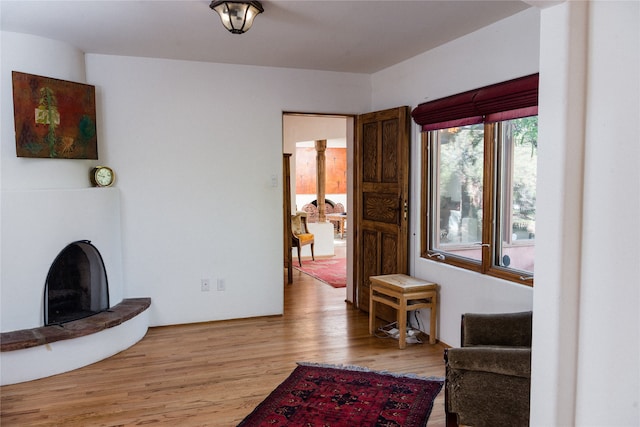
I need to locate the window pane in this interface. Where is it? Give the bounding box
[433,124,484,262]
[496,117,537,273]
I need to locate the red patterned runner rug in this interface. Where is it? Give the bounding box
[293,258,346,288]
[237,363,444,427]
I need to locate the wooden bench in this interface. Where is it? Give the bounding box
[369,274,438,349]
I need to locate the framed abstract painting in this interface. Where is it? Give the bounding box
[12,71,98,159]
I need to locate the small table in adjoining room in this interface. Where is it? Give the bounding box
[369,274,438,349]
[326,213,347,239]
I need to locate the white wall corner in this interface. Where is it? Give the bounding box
[530,2,588,426]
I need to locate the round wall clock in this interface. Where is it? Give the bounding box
[90,166,115,187]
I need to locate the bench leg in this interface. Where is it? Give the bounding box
[398,298,407,349]
[369,291,376,335]
[429,295,437,344]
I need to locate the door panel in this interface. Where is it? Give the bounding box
[354,106,411,318]
[363,192,399,224]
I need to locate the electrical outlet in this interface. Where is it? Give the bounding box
[201,278,211,292]
[217,278,226,291]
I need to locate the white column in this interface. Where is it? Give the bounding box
[531,2,588,425]
[532,1,640,426]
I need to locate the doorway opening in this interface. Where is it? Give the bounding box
[282,113,354,303]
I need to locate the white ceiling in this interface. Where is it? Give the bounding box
[1,0,531,74]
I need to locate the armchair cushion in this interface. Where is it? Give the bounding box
[446,368,530,427]
[446,346,531,378]
[296,233,314,245]
[445,311,532,427]
[462,311,532,347]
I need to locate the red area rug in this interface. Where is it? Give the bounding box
[238,363,443,427]
[293,257,346,288]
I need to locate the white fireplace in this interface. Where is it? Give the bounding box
[0,188,149,385]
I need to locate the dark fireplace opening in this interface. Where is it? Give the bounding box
[44,240,110,326]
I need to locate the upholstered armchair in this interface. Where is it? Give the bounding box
[444,311,532,427]
[291,212,314,267]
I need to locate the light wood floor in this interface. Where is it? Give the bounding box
[1,269,447,426]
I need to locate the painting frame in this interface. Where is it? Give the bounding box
[12,71,98,159]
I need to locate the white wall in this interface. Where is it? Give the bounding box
[0,33,124,331]
[373,3,639,426]
[1,32,371,330]
[4,4,637,422]
[575,2,639,423]
[531,3,588,424]
[84,54,371,326]
[372,9,541,112]
[0,32,91,190]
[1,188,124,331]
[0,32,144,383]
[371,8,541,347]
[532,2,639,426]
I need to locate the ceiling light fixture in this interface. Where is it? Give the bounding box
[209,1,264,34]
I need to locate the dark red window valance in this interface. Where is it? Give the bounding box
[411,73,539,131]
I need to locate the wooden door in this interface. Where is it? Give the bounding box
[283,153,293,284]
[354,106,411,314]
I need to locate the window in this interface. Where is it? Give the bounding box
[495,117,537,275]
[413,75,538,285]
[428,124,485,264]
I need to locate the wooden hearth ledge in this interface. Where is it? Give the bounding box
[0,298,151,352]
